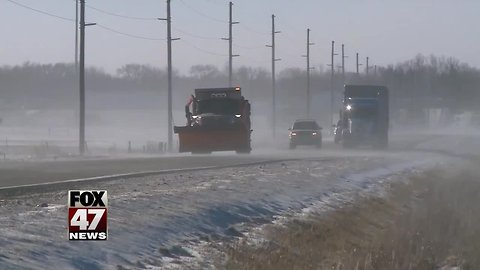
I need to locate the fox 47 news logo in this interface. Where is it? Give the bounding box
[68,190,108,241]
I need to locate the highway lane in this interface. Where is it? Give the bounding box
[0,133,444,189]
[0,137,453,269]
[0,153,293,189]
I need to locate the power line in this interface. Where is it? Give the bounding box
[172,26,219,40]
[96,24,166,41]
[236,54,269,65]
[279,31,298,44]
[6,0,162,42]
[180,39,228,57]
[85,4,158,21]
[238,24,269,36]
[279,50,303,59]
[178,0,227,24]
[233,43,265,50]
[5,0,74,22]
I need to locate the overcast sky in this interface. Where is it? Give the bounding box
[1,0,479,74]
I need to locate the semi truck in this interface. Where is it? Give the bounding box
[334,85,389,148]
[174,87,252,154]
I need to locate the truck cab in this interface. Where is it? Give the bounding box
[336,85,389,149]
[175,87,252,154]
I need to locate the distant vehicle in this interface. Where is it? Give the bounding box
[288,119,322,149]
[334,85,389,149]
[174,87,252,154]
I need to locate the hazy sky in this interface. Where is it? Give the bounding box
[1,0,479,74]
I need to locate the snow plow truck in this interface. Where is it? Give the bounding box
[174,87,252,154]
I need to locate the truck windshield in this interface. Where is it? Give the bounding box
[196,99,240,115]
[293,121,318,130]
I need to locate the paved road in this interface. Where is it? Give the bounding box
[0,154,291,188]
[0,133,442,189]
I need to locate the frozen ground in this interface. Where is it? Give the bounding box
[0,132,477,269]
[0,152,446,269]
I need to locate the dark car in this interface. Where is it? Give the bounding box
[288,119,322,149]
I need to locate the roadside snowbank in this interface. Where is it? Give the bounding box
[0,151,445,270]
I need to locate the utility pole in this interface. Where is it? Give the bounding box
[302,28,314,117]
[78,0,95,155]
[166,0,173,153]
[366,56,370,75]
[328,41,338,125]
[222,2,239,87]
[266,15,280,138]
[356,52,362,75]
[75,0,78,69]
[159,0,180,153]
[75,0,79,146]
[341,44,347,83]
[79,0,85,155]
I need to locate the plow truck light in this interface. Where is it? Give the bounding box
[346,104,352,111]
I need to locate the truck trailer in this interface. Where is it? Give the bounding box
[334,85,389,149]
[174,87,252,154]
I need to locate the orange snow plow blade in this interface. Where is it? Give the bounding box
[174,126,251,153]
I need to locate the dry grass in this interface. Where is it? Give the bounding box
[223,163,480,270]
